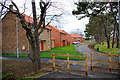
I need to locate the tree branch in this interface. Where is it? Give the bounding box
[11,0,19,13]
[38,28,44,36]
[0,3,19,14]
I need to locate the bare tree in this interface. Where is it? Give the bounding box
[1,0,63,73]
[0,0,10,20]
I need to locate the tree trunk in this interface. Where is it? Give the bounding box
[102,17,110,49]
[116,32,119,48]
[30,36,40,73]
[107,40,110,49]
[112,26,115,48]
[35,34,41,69]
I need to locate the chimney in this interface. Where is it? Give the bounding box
[55,26,57,28]
[9,5,13,10]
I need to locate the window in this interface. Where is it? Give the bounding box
[47,30,49,36]
[72,38,73,39]
[41,31,43,35]
[76,37,77,39]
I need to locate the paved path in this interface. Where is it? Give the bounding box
[1,43,120,78]
[77,43,118,69]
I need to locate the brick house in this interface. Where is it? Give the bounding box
[60,30,67,47]
[70,34,84,43]
[61,30,72,45]
[1,6,52,54]
[39,27,52,51]
[48,25,67,47]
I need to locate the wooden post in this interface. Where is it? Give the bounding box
[85,54,88,75]
[109,52,111,72]
[53,53,55,70]
[90,51,93,71]
[67,53,70,73]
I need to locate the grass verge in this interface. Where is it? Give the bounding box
[1,44,84,60]
[94,42,119,54]
[40,44,84,60]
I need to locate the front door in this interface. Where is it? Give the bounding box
[41,41,44,50]
[63,40,65,47]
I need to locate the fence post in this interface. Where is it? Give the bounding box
[67,53,70,73]
[53,53,55,70]
[85,54,88,75]
[109,52,111,72]
[90,51,93,71]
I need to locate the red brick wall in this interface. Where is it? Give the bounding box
[61,30,72,45]
[65,34,72,45]
[2,12,29,54]
[71,37,84,43]
[2,12,52,54]
[60,33,66,47]
[39,28,51,51]
[49,26,61,47]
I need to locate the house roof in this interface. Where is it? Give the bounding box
[2,11,51,30]
[22,14,52,30]
[22,14,39,24]
[48,25,66,34]
[70,34,82,38]
[61,30,70,35]
[45,26,52,30]
[1,10,39,23]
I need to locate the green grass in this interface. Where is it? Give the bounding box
[1,54,28,57]
[40,44,84,60]
[1,44,84,60]
[94,42,119,54]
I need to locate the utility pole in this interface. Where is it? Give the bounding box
[16,16,19,57]
[118,0,120,62]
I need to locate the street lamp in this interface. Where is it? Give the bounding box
[77,29,79,43]
[16,16,19,57]
[118,0,120,62]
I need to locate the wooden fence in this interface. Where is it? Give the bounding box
[90,51,120,72]
[49,53,88,75]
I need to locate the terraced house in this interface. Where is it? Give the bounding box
[48,25,67,47]
[1,5,52,55]
[61,30,72,45]
[70,34,84,43]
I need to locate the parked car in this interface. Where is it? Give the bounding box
[72,42,81,44]
[72,42,77,44]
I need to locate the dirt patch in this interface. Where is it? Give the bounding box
[2,60,64,79]
[88,43,107,54]
[88,43,97,51]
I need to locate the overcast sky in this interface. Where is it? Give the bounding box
[12,0,89,35]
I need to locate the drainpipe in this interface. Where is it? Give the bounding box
[16,16,19,57]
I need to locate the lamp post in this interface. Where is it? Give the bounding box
[118,0,120,62]
[16,16,19,57]
[77,29,79,43]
